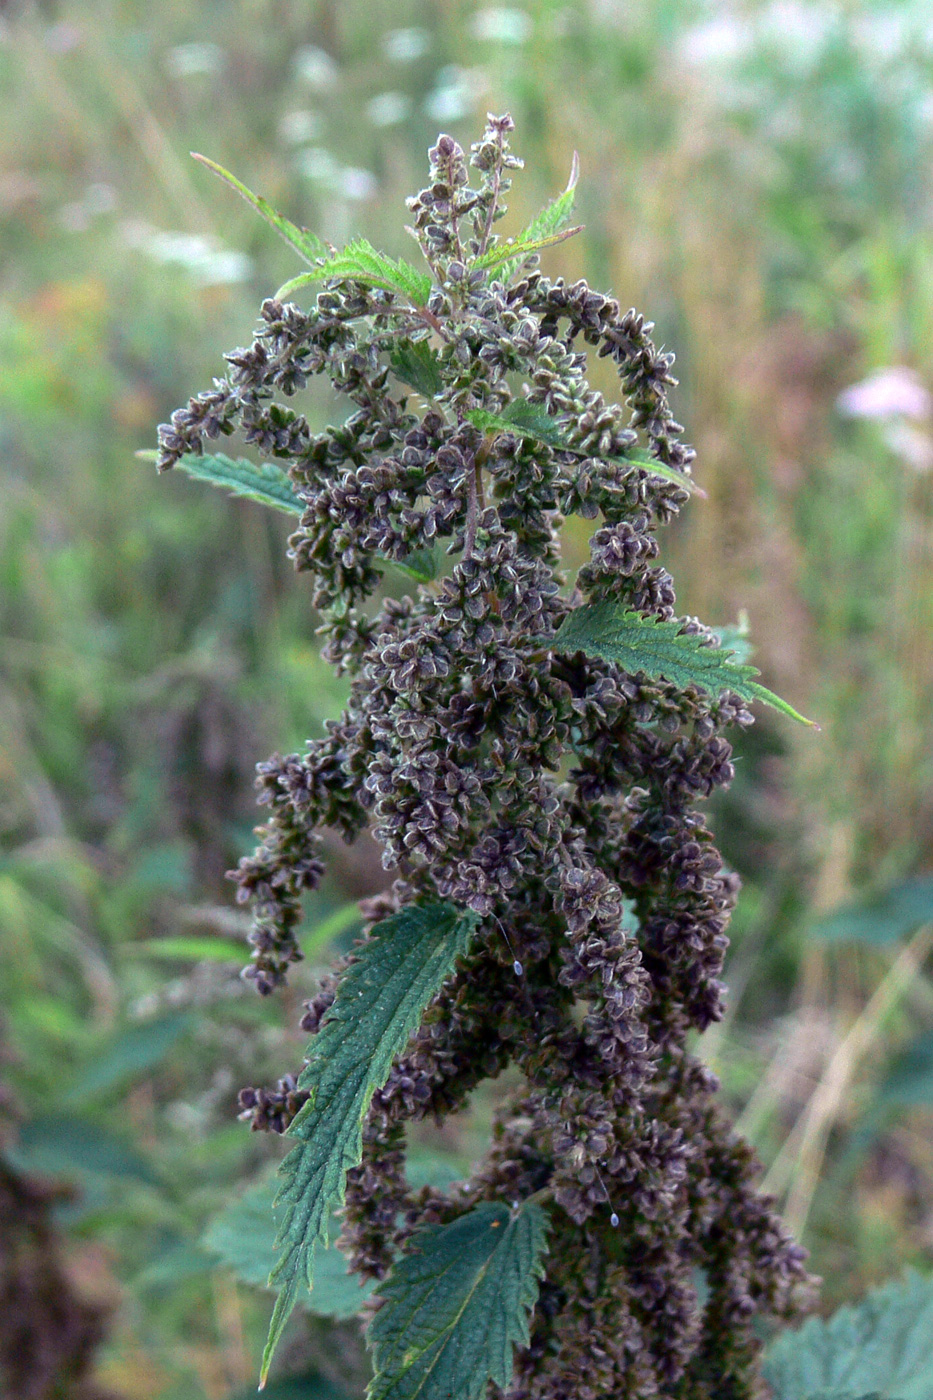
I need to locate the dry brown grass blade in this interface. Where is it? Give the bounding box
[761,924,933,1239]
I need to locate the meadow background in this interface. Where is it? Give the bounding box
[2,0,933,1395]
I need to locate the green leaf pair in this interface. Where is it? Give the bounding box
[194,156,430,306]
[252,900,550,1400]
[260,902,480,1385]
[148,451,809,725]
[195,152,583,315]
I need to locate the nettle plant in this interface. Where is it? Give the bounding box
[155,115,824,1398]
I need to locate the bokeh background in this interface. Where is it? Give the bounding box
[2,0,933,1395]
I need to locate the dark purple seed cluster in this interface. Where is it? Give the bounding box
[158,114,812,1398]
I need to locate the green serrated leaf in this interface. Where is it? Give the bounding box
[466,405,581,452]
[602,446,700,492]
[203,1176,374,1319]
[390,341,443,399]
[467,408,521,437]
[471,225,583,274]
[809,876,933,946]
[376,547,439,583]
[165,452,305,514]
[497,153,580,281]
[367,1200,549,1400]
[278,239,432,306]
[192,154,327,265]
[260,902,480,1384]
[550,603,815,725]
[763,1270,933,1400]
[464,408,697,492]
[500,399,568,447]
[156,453,437,583]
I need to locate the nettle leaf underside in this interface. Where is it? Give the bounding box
[260,902,480,1386]
[551,602,815,725]
[763,1269,933,1400]
[465,406,697,493]
[150,451,438,580]
[277,238,432,306]
[154,451,306,514]
[367,1200,550,1400]
[390,341,444,399]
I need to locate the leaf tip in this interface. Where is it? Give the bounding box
[259,1295,289,1392]
[783,700,821,729]
[747,681,819,728]
[191,153,235,186]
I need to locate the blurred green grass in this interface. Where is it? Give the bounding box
[2,0,933,1394]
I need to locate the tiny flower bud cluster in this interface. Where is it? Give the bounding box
[157,115,811,1397]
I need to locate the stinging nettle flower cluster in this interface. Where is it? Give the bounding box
[156,114,814,1399]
